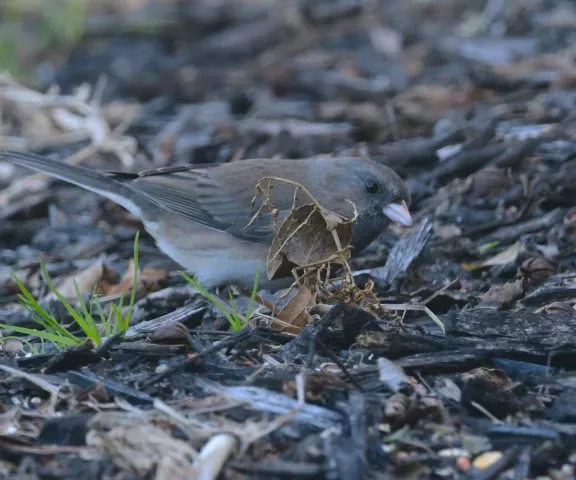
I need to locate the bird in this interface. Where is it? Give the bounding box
[0,151,413,290]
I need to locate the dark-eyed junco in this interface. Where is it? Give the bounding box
[0,151,412,289]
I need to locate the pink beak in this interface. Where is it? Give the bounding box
[383,200,413,227]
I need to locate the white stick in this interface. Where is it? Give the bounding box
[191,433,238,480]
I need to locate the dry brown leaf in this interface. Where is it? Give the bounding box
[267,204,352,280]
[535,301,576,314]
[87,417,197,478]
[282,371,347,402]
[462,242,521,271]
[272,285,317,334]
[323,209,346,232]
[99,260,168,296]
[44,260,104,301]
[479,242,521,267]
[478,279,524,308]
[462,368,518,391]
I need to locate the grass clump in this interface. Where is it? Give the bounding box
[181,268,260,332]
[0,232,140,351]
[0,0,87,80]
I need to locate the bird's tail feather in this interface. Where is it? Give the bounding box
[0,150,150,218]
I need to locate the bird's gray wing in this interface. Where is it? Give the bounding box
[118,164,299,242]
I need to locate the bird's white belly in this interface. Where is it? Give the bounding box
[154,236,265,289]
[143,215,277,288]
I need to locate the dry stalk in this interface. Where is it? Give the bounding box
[247,175,365,304]
[379,303,445,333]
[248,176,443,331]
[0,74,138,207]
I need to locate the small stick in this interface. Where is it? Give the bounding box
[379,303,445,333]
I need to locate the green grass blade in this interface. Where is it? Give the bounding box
[14,274,78,340]
[244,267,260,328]
[72,280,101,344]
[228,292,242,331]
[40,263,89,331]
[11,232,147,349]
[94,296,111,338]
[110,305,124,335]
[0,323,79,348]
[12,273,62,327]
[122,231,140,334]
[180,271,235,326]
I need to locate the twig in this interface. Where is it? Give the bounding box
[379,303,445,333]
[140,329,251,388]
[191,434,238,480]
[316,339,364,392]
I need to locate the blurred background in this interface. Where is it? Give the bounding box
[0,0,180,88]
[3,0,576,222]
[2,0,576,192]
[3,0,566,99]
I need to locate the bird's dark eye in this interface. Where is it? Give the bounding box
[365,180,379,194]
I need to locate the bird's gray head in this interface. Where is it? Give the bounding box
[313,157,413,252]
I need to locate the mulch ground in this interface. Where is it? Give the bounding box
[1,0,576,478]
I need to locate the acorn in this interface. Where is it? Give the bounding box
[518,257,555,286]
[2,339,22,355]
[150,322,192,346]
[268,66,295,97]
[470,165,510,197]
